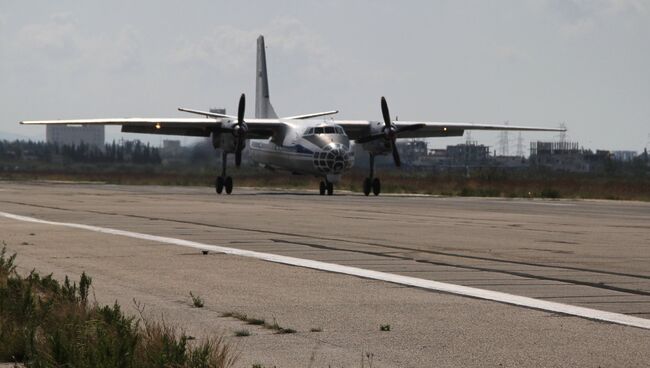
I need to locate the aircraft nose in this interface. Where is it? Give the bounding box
[313,144,351,174]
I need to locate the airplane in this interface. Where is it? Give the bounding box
[21,35,563,196]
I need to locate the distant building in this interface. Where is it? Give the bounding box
[612,150,637,162]
[530,141,591,172]
[446,142,491,166]
[46,125,104,148]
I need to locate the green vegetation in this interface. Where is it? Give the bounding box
[189,291,204,308]
[0,246,237,367]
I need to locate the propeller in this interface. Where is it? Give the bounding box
[355,96,425,167]
[380,96,401,167]
[233,93,247,167]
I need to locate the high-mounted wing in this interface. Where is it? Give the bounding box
[20,117,287,139]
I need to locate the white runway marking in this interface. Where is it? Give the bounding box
[2,210,649,330]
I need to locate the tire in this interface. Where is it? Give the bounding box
[319,181,326,195]
[225,176,233,194]
[326,181,334,196]
[363,178,371,196]
[372,178,381,196]
[216,176,224,194]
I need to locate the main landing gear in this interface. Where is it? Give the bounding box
[216,151,234,195]
[362,154,381,196]
[319,179,334,196]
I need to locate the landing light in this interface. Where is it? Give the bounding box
[443,127,447,132]
[155,123,161,129]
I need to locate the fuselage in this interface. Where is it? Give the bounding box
[249,122,354,183]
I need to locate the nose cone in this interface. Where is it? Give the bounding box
[313,143,352,174]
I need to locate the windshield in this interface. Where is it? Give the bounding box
[304,126,347,137]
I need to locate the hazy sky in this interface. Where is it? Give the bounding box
[1,0,649,151]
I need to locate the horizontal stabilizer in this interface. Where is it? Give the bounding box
[282,110,339,120]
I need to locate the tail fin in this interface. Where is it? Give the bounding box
[255,35,278,119]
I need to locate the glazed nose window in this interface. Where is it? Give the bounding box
[313,144,350,173]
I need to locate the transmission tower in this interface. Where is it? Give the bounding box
[516,132,524,157]
[497,121,510,156]
[465,131,473,144]
[557,122,567,143]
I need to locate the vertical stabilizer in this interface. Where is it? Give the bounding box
[255,35,278,119]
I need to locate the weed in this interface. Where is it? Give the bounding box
[234,329,251,337]
[0,248,237,367]
[310,327,323,332]
[247,318,266,326]
[380,324,391,331]
[189,291,204,308]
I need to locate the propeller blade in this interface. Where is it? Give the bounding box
[381,96,391,128]
[235,148,242,167]
[391,139,401,167]
[237,93,245,125]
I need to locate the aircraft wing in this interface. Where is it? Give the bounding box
[333,120,565,140]
[20,118,286,138]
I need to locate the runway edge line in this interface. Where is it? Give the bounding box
[2,210,649,330]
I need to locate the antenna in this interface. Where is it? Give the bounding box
[465,131,472,144]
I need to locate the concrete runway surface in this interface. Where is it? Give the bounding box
[1,181,649,367]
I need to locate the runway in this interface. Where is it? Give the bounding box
[1,181,649,367]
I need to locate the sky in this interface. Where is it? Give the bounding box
[1,0,649,152]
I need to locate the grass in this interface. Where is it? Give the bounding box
[189,291,204,308]
[222,312,297,334]
[3,166,649,201]
[0,246,237,367]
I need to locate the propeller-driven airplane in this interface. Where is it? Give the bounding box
[21,35,563,196]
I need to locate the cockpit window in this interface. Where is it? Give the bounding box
[314,127,324,134]
[324,127,335,134]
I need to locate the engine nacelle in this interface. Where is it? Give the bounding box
[361,121,392,155]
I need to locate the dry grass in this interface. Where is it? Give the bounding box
[2,167,649,201]
[0,246,237,367]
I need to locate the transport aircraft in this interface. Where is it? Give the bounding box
[21,36,563,196]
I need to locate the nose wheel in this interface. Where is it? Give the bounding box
[319,180,334,195]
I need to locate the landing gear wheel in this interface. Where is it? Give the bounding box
[363,178,371,196]
[319,181,326,196]
[216,176,224,194]
[372,178,381,196]
[225,176,233,194]
[326,181,334,196]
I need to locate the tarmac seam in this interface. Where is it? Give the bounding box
[2,199,650,282]
[2,210,650,331]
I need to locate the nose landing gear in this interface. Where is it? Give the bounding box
[319,180,334,195]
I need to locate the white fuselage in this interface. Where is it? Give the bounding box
[248,122,354,183]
